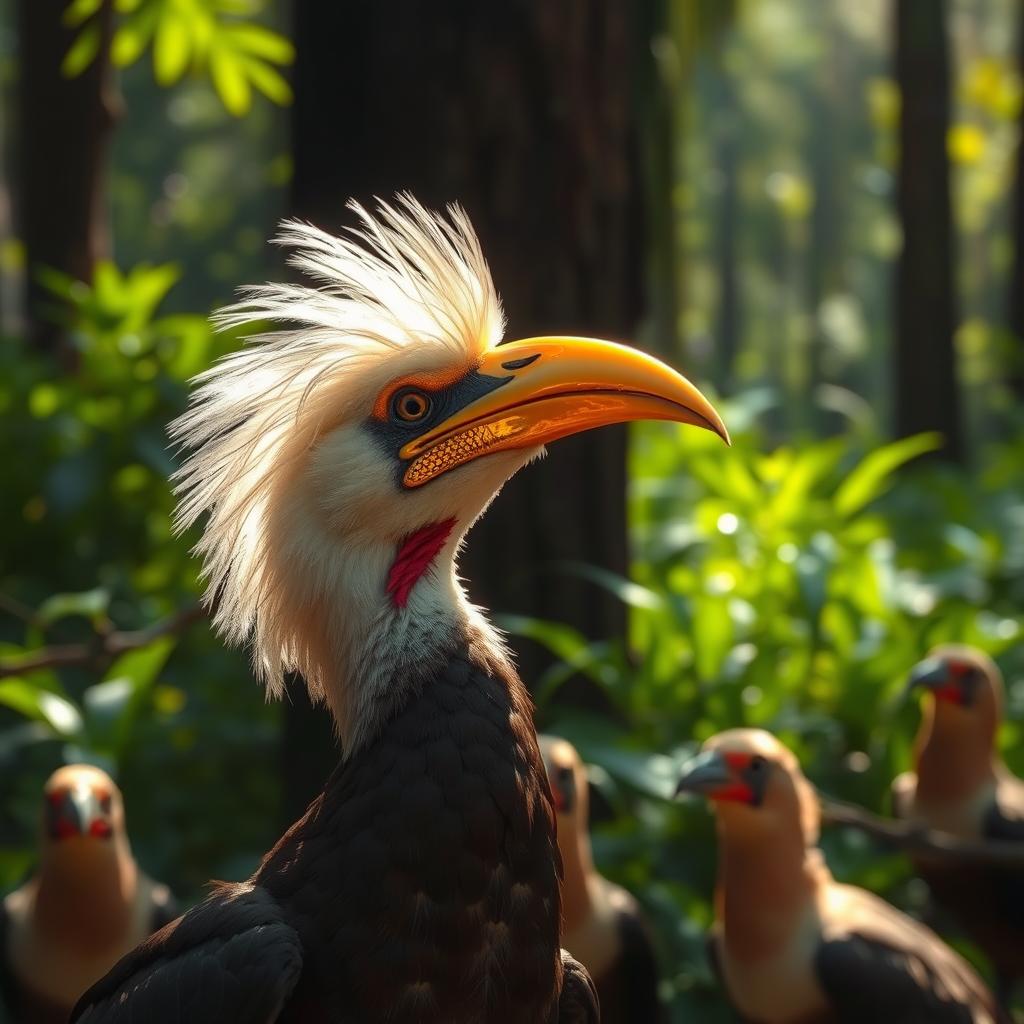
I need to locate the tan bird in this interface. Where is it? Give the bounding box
[676,729,1007,1023]
[893,645,1024,1003]
[0,765,177,1024]
[539,735,663,1024]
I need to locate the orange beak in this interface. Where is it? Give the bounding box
[400,336,729,488]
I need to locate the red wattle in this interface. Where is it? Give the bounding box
[386,519,457,609]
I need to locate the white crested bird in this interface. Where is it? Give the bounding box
[71,196,728,1024]
[539,735,664,1024]
[0,765,177,1024]
[676,729,1007,1024]
[893,645,1024,1005]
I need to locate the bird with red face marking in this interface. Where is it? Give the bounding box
[892,645,1024,1005]
[71,196,729,1024]
[0,765,177,1024]
[676,729,1007,1024]
[539,736,664,1024]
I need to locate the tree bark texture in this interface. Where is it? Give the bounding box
[893,0,963,461]
[284,0,646,820]
[15,0,118,358]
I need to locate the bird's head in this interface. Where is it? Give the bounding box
[172,196,727,751]
[40,766,126,867]
[675,729,819,844]
[539,734,587,827]
[905,645,1004,748]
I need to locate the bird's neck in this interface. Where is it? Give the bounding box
[558,822,597,931]
[717,831,828,963]
[915,710,999,804]
[303,520,511,757]
[33,841,137,949]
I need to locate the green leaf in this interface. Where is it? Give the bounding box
[834,433,943,518]
[238,55,292,106]
[209,47,251,115]
[111,5,159,67]
[61,23,102,77]
[551,561,664,610]
[62,0,105,28]
[83,635,176,755]
[35,588,111,628]
[0,680,83,736]
[153,12,192,85]
[220,22,294,64]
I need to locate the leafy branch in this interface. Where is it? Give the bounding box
[63,0,293,115]
[0,604,206,680]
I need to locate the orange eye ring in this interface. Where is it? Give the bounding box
[393,389,432,423]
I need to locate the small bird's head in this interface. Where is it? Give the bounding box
[172,197,727,750]
[539,734,587,828]
[905,645,1004,745]
[41,765,124,858]
[675,729,819,844]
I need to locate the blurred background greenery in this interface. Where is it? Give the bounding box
[0,1,1022,1020]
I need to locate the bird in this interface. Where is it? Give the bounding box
[0,765,178,1024]
[892,645,1024,1004]
[538,735,664,1024]
[71,195,729,1024]
[675,728,1007,1023]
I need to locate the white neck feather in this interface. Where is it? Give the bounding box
[282,530,511,758]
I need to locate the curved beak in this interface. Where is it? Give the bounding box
[904,657,960,705]
[675,750,733,798]
[400,336,729,488]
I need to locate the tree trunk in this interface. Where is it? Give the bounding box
[893,0,963,460]
[284,0,646,821]
[15,0,118,359]
[1008,0,1024,401]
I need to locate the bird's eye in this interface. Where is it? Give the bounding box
[749,755,767,773]
[392,389,432,423]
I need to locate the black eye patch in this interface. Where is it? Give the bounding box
[366,367,513,482]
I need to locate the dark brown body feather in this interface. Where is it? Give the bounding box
[893,778,1024,990]
[73,645,569,1023]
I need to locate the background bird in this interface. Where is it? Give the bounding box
[892,644,1024,1004]
[676,728,1007,1023]
[72,196,728,1023]
[538,735,664,1024]
[0,765,177,1024]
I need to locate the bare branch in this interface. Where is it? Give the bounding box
[821,795,1024,867]
[0,605,206,680]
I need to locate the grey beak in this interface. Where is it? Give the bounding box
[675,749,732,798]
[904,656,950,698]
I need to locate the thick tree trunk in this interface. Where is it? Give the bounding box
[893,0,963,460]
[284,0,645,821]
[15,0,118,358]
[1009,0,1024,401]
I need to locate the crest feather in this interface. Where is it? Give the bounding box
[169,195,504,690]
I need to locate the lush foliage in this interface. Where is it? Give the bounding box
[64,0,293,115]
[513,400,1024,1019]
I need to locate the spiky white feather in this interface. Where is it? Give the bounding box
[169,196,505,708]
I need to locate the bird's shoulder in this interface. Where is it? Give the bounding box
[986,775,1024,841]
[71,882,303,1024]
[816,884,1003,1023]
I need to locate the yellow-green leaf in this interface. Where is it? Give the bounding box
[239,54,292,106]
[62,0,104,28]
[221,22,294,65]
[153,12,192,85]
[834,433,943,518]
[61,23,101,77]
[209,47,251,115]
